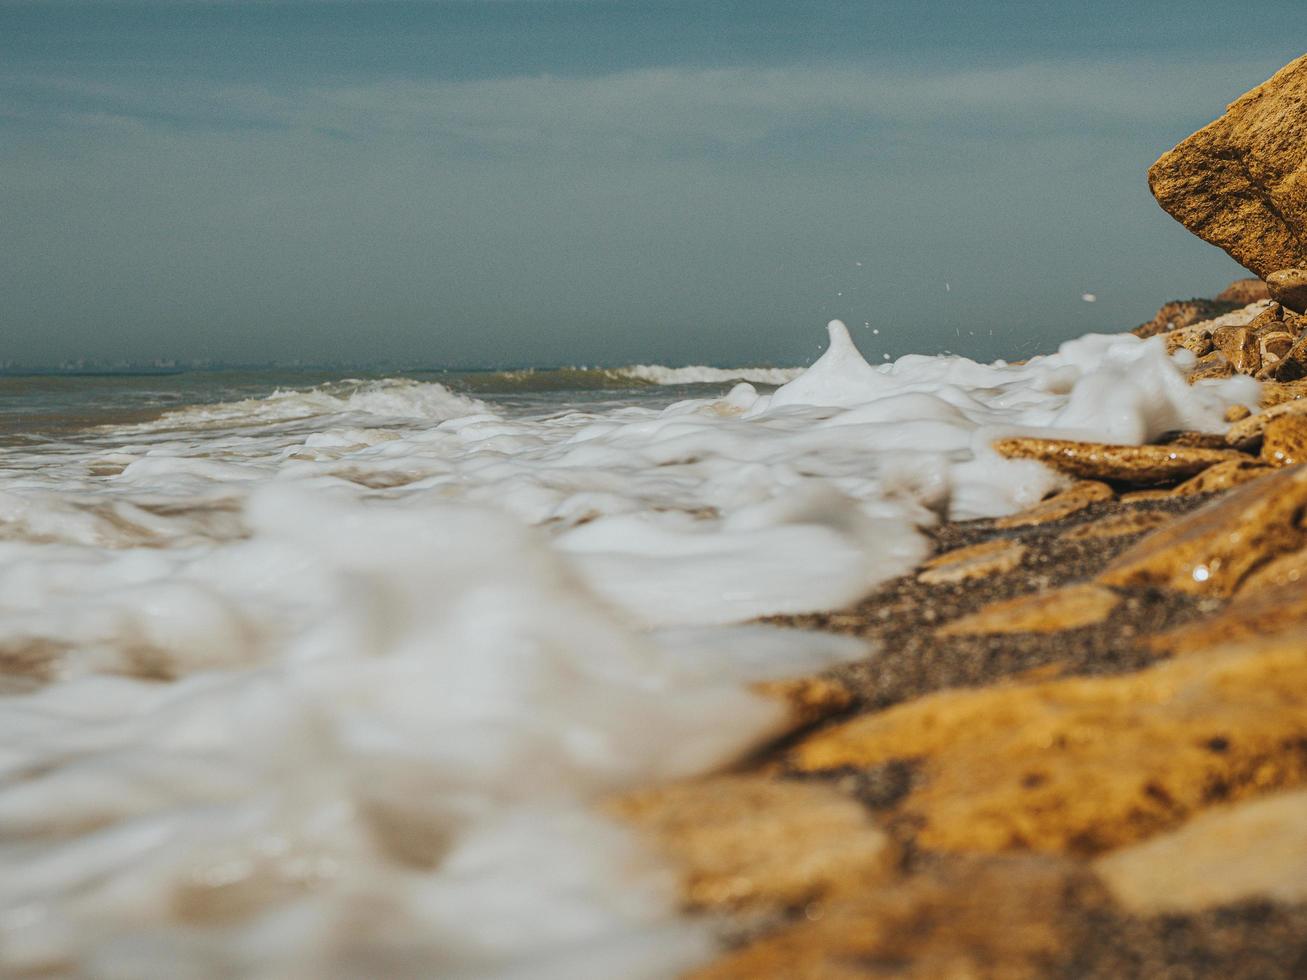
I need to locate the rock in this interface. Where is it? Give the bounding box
[1150,579,1307,656]
[917,538,1026,585]
[786,633,1307,855]
[1267,268,1307,313]
[690,855,1095,980]
[1259,379,1307,407]
[993,481,1113,529]
[1135,299,1242,339]
[753,675,854,727]
[1211,324,1261,375]
[1094,790,1307,914]
[1169,458,1272,495]
[1098,464,1307,595]
[991,437,1244,485]
[1188,351,1235,382]
[1226,397,1307,443]
[1273,332,1307,382]
[1216,278,1271,305]
[610,775,891,913]
[1261,414,1307,466]
[1060,509,1174,541]
[936,583,1120,637]
[1163,322,1215,356]
[1239,545,1307,593]
[1149,55,1307,281]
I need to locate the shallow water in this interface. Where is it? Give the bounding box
[0,324,1258,978]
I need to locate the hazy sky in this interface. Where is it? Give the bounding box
[1,2,1301,368]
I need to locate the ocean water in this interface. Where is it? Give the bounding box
[0,322,1259,978]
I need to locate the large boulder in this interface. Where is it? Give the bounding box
[1149,55,1307,284]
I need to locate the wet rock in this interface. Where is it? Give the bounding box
[786,634,1307,855]
[993,481,1113,529]
[916,538,1026,585]
[690,855,1095,980]
[1170,458,1273,496]
[1151,579,1307,656]
[610,775,891,913]
[1226,398,1307,444]
[992,437,1243,485]
[1267,268,1307,313]
[1095,790,1307,914]
[1189,351,1235,382]
[1239,545,1307,593]
[1099,464,1307,595]
[1260,379,1307,407]
[1261,414,1307,466]
[1060,510,1174,541]
[1212,324,1262,375]
[1149,55,1307,280]
[752,675,855,728]
[1216,278,1272,305]
[1135,299,1242,339]
[936,583,1120,637]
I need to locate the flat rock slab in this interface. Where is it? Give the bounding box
[992,437,1243,484]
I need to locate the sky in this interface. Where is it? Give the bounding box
[1,2,1303,369]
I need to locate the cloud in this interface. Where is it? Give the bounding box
[1,56,1271,161]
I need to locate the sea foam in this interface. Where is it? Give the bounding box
[0,322,1257,977]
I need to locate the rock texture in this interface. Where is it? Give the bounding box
[1149,54,1307,281]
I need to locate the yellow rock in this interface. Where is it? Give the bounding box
[610,775,890,913]
[991,437,1242,484]
[917,538,1026,585]
[786,634,1307,855]
[1094,790,1307,914]
[992,481,1113,529]
[1098,463,1307,595]
[1170,458,1272,495]
[1224,403,1252,422]
[1261,413,1307,466]
[1212,324,1262,375]
[1239,546,1307,592]
[1060,509,1174,541]
[1149,54,1307,281]
[1226,398,1307,443]
[752,675,854,727]
[1260,379,1307,407]
[935,584,1120,638]
[1150,580,1307,655]
[689,855,1085,980]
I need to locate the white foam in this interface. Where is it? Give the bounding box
[614,364,803,386]
[0,323,1258,976]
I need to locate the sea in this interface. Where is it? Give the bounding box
[0,321,1259,978]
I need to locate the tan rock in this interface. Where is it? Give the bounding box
[753,675,854,727]
[991,437,1242,484]
[992,480,1113,529]
[1224,403,1252,422]
[1060,509,1174,541]
[1216,278,1271,304]
[1239,545,1307,593]
[1187,351,1235,382]
[1162,323,1215,356]
[1118,489,1174,503]
[1098,463,1307,595]
[1211,324,1262,375]
[1148,55,1307,280]
[1135,299,1240,340]
[1094,790,1307,914]
[1226,397,1307,443]
[610,775,890,913]
[1274,332,1307,382]
[936,584,1120,638]
[1260,379,1307,407]
[1170,458,1272,495]
[1261,413,1307,466]
[1267,267,1307,313]
[1151,579,1307,656]
[689,855,1089,980]
[917,537,1026,585]
[786,634,1307,855]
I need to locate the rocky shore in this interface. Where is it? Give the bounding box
[610,54,1307,979]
